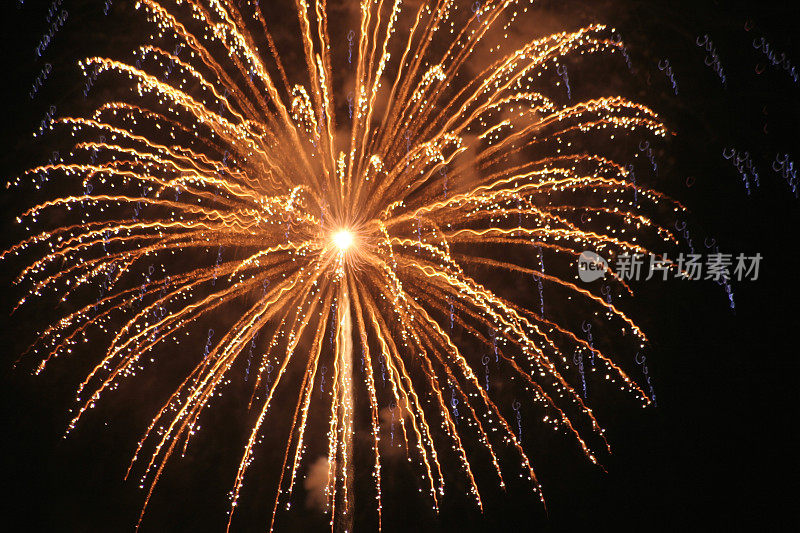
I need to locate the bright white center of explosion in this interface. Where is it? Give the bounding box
[333,230,354,250]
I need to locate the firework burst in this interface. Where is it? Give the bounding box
[6,0,682,530]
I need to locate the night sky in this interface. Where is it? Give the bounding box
[1,0,798,531]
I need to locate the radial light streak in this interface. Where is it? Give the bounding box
[5,0,683,530]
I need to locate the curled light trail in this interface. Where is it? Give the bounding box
[5,0,683,530]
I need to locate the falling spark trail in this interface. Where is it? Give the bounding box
[333,285,355,532]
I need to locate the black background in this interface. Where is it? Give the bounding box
[1,1,798,531]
